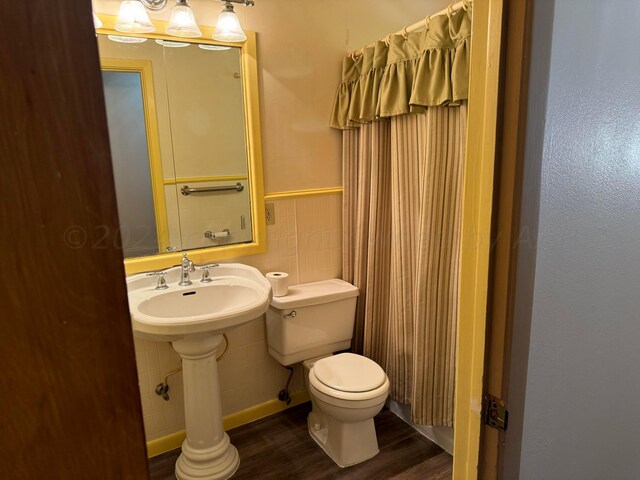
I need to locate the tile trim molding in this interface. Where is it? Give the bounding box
[264,187,343,201]
[146,390,311,458]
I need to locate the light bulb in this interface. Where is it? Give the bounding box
[166,0,202,38]
[212,3,247,43]
[115,0,156,34]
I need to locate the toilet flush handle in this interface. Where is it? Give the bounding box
[283,311,297,319]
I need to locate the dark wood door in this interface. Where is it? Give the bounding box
[0,1,149,478]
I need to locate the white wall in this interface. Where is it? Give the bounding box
[506,1,640,478]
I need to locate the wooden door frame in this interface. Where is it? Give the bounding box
[478,1,534,478]
[454,1,533,478]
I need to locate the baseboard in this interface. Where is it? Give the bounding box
[147,430,186,459]
[146,390,310,458]
[386,398,455,455]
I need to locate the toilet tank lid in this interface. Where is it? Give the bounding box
[270,279,359,309]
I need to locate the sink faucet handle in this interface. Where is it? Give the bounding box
[199,264,219,283]
[146,271,169,290]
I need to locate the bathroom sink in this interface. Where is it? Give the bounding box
[127,261,272,480]
[127,263,272,340]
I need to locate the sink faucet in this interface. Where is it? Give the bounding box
[179,253,195,286]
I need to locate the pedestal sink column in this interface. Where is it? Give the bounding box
[172,334,239,480]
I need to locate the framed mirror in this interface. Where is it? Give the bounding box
[96,15,265,275]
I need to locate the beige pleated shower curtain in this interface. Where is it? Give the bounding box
[332,4,471,426]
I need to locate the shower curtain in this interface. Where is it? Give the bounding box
[332,3,471,426]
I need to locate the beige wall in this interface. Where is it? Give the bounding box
[93,0,451,443]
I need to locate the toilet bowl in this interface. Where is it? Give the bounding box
[304,353,389,467]
[265,279,390,467]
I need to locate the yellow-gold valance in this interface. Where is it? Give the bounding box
[330,5,471,130]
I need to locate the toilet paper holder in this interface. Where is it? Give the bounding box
[204,228,230,239]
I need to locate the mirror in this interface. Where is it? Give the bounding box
[96,19,265,274]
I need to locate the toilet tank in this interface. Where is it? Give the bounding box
[266,279,359,366]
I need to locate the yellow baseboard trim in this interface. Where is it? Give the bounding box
[146,390,310,458]
[264,187,343,201]
[146,430,186,459]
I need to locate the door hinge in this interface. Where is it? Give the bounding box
[483,394,509,431]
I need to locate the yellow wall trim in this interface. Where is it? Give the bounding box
[264,187,343,201]
[453,1,505,479]
[146,430,186,459]
[163,175,249,186]
[146,390,310,458]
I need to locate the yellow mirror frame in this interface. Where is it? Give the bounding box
[96,15,266,275]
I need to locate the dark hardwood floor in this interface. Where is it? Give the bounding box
[149,403,452,479]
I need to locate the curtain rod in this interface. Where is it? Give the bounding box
[351,0,471,57]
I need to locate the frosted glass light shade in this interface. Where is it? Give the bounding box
[213,6,247,42]
[93,13,103,29]
[108,35,148,44]
[155,39,190,48]
[198,44,231,51]
[166,3,202,38]
[115,0,156,33]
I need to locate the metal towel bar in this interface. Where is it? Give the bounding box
[181,182,244,196]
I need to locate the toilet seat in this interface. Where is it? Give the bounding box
[309,353,390,402]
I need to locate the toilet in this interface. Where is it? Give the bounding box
[265,279,390,467]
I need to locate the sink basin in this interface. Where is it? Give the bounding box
[126,262,273,480]
[127,263,272,340]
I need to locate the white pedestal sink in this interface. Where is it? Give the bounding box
[127,264,271,480]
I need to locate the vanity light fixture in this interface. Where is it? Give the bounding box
[115,0,156,33]
[212,1,254,43]
[166,0,202,38]
[102,0,255,42]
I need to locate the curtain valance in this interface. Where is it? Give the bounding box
[330,6,471,130]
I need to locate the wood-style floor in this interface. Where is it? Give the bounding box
[149,403,452,480]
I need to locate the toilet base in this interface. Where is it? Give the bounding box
[307,410,380,468]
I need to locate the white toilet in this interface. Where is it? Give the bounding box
[265,279,390,467]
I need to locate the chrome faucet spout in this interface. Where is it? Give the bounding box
[179,253,195,286]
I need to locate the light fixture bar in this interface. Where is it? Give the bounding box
[223,0,255,6]
[140,0,167,10]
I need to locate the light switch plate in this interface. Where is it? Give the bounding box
[265,203,275,225]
